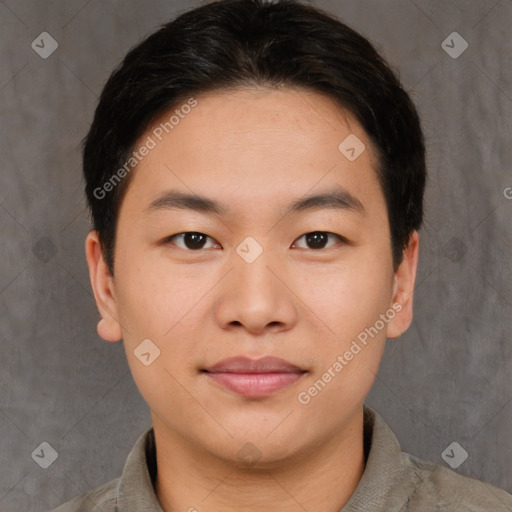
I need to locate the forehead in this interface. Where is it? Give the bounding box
[120,87,385,219]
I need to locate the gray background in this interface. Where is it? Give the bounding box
[0,0,511,510]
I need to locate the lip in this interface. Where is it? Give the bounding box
[202,356,307,398]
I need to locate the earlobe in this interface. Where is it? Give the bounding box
[97,317,122,342]
[85,230,123,342]
[386,231,420,340]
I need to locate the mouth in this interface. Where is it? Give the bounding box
[202,356,308,398]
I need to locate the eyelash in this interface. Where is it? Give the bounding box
[163,231,347,251]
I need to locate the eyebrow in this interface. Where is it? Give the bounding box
[145,186,365,217]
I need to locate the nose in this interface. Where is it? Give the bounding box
[213,246,298,336]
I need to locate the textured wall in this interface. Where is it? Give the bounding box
[0,0,510,510]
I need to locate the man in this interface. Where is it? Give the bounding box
[52,0,512,510]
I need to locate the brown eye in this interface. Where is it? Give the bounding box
[166,232,220,250]
[292,231,345,250]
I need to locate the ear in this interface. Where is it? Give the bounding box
[85,230,122,342]
[386,231,420,339]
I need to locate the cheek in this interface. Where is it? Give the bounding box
[115,266,205,414]
[320,264,392,389]
[298,256,392,407]
[302,259,393,343]
[297,273,390,417]
[115,251,201,339]
[112,253,204,390]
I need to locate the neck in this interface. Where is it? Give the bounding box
[152,407,366,512]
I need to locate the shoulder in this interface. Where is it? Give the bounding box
[48,477,119,512]
[403,452,512,511]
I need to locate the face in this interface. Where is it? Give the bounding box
[86,87,419,466]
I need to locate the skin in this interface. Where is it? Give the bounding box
[86,87,419,512]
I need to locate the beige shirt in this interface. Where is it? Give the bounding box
[50,405,512,511]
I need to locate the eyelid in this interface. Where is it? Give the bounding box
[292,231,347,249]
[164,232,219,250]
[163,231,348,251]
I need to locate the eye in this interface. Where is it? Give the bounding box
[163,230,346,251]
[291,231,346,250]
[165,232,221,250]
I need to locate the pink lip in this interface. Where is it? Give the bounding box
[202,356,307,398]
